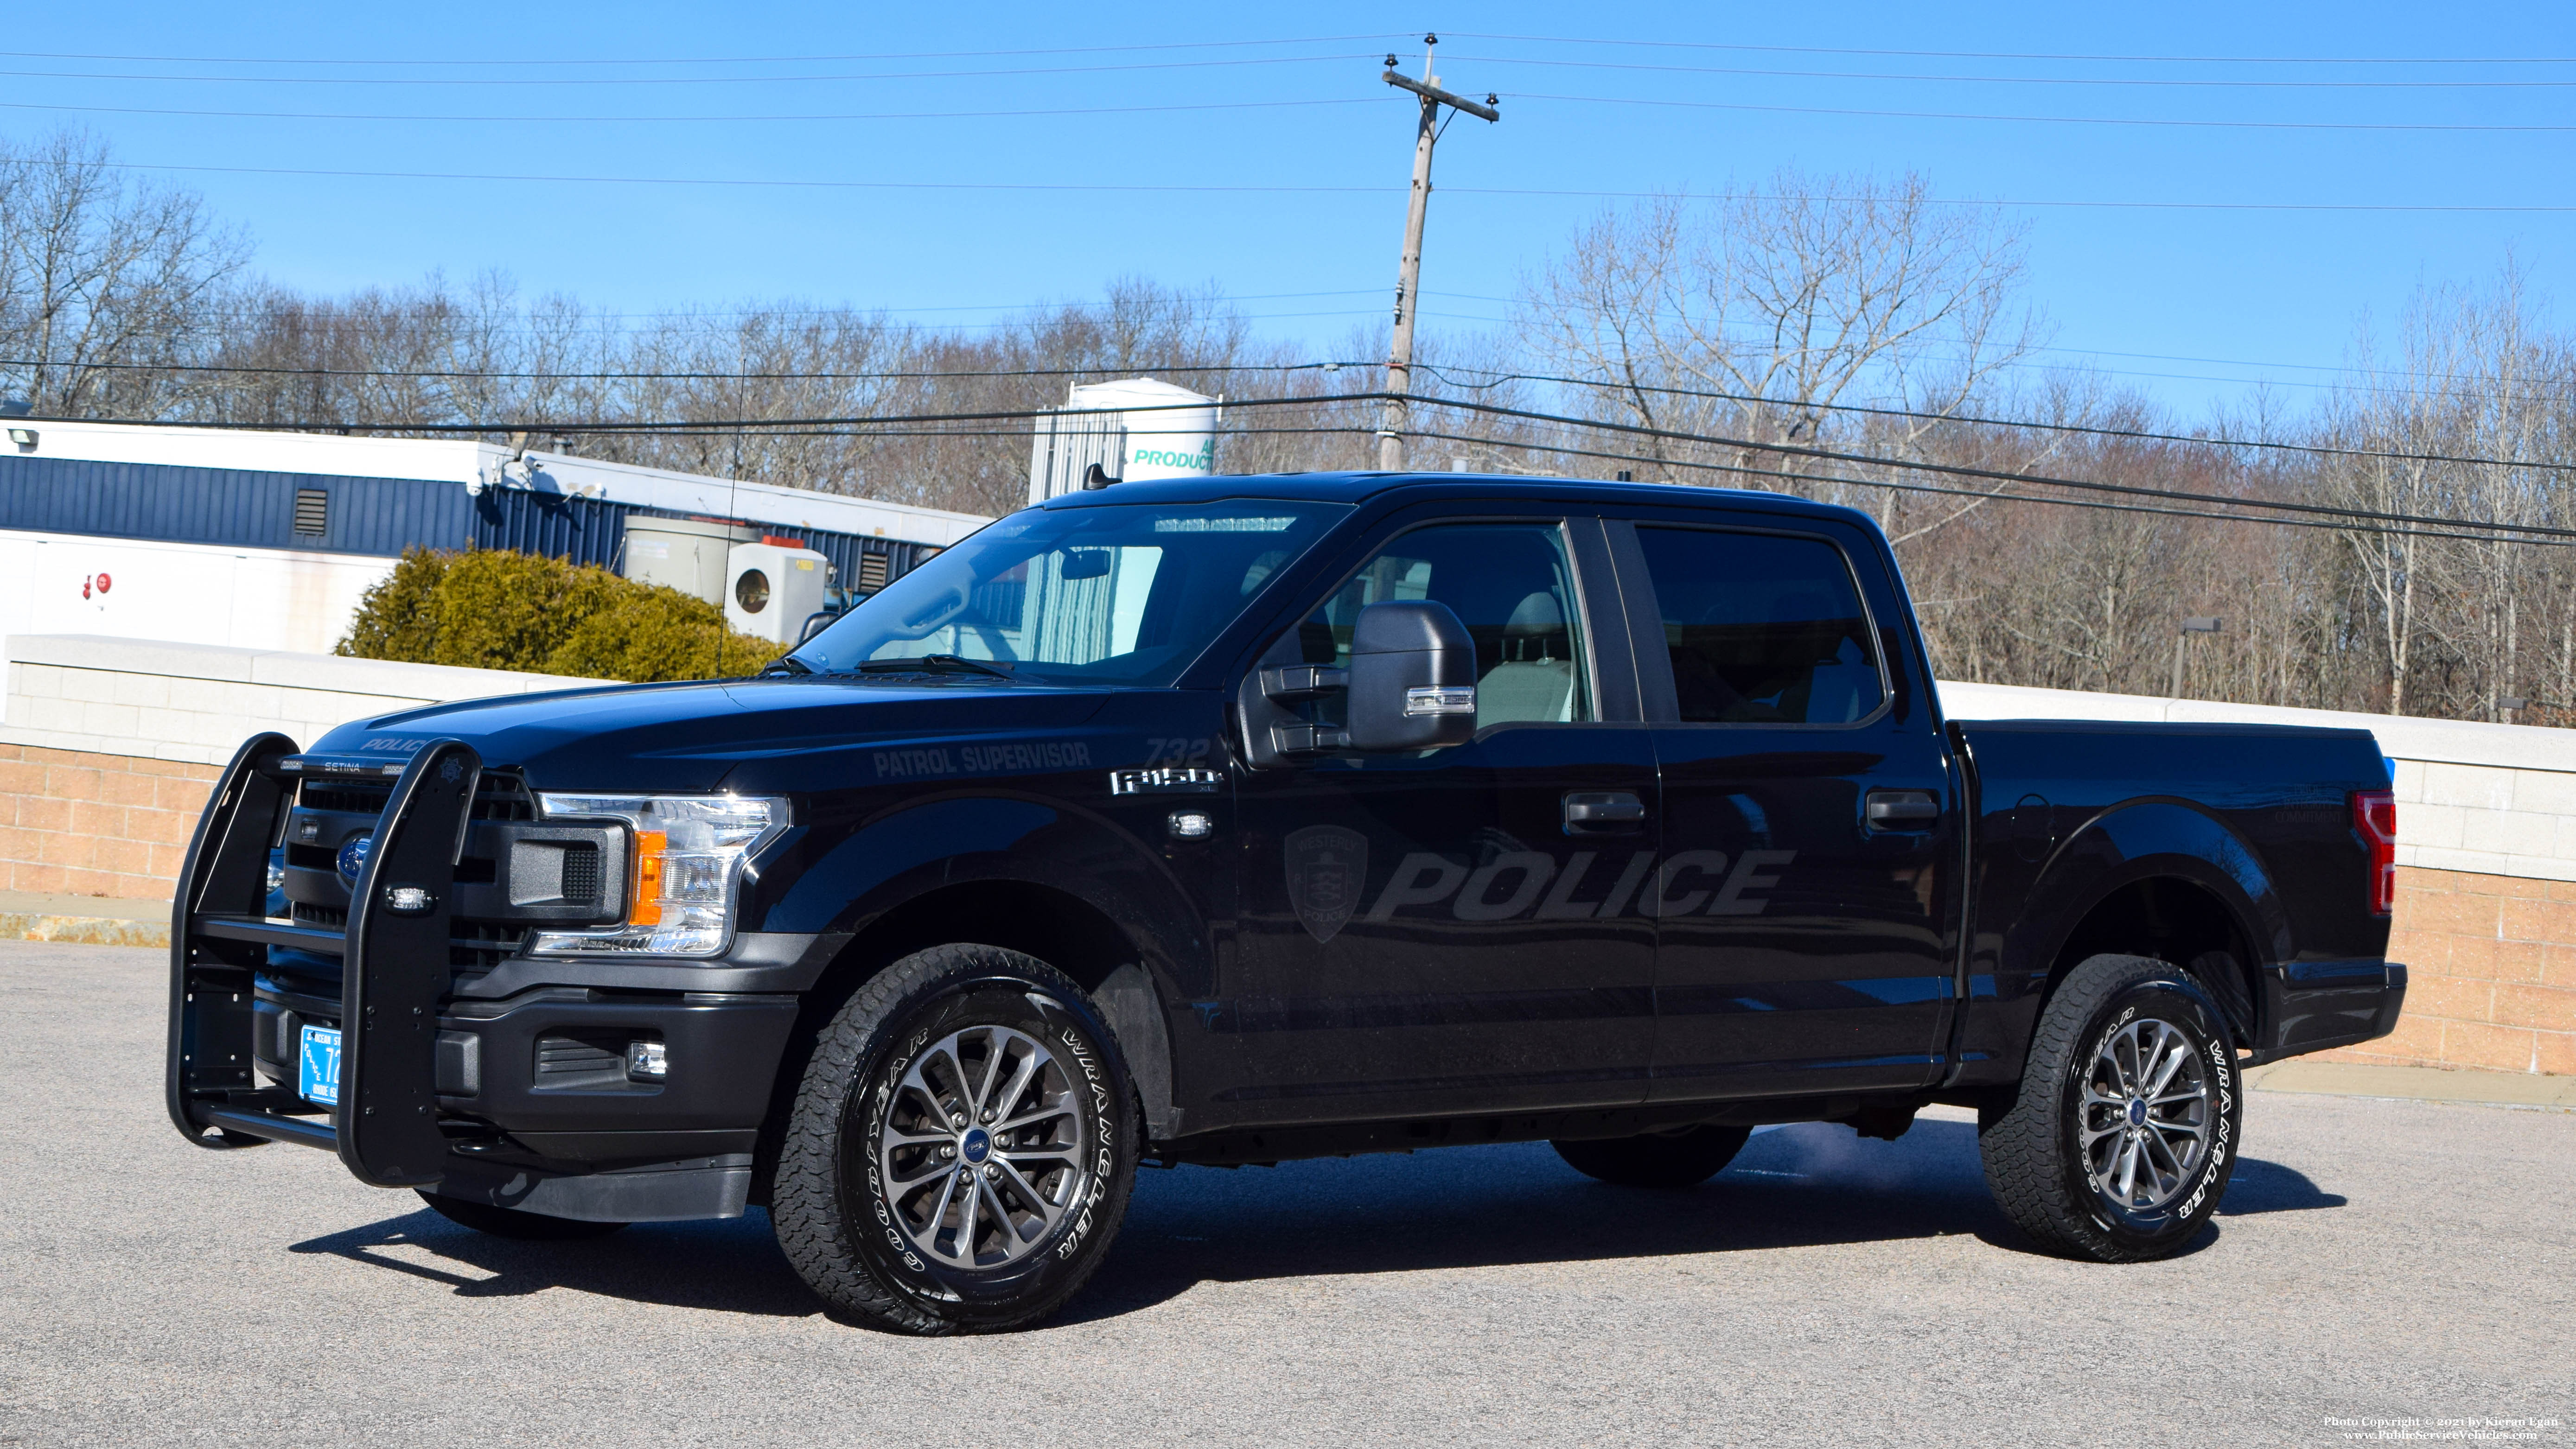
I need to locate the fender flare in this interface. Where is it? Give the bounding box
[747,790,1205,1129]
[2010,798,2289,1036]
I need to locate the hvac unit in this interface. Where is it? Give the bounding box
[724,541,832,643]
[623,516,758,605]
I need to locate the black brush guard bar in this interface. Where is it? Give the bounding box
[166,733,483,1189]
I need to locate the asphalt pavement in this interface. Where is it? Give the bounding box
[4,940,2570,1447]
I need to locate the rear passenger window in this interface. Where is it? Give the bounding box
[1634,527,1882,724]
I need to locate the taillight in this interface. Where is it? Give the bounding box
[2351,789,2397,916]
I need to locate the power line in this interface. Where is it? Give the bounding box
[89,160,2576,214]
[1393,427,2556,547]
[0,96,1381,125]
[1408,364,2576,474]
[48,392,2573,541]
[1453,52,2576,89]
[1387,391,2576,539]
[0,52,1376,87]
[1443,32,2576,67]
[0,34,1416,68]
[1510,90,2576,133]
[28,345,2576,476]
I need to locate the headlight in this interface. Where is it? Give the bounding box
[526,794,789,958]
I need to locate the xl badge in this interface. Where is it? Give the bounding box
[1284,825,1367,944]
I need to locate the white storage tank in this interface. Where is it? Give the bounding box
[1067,378,1220,483]
[624,516,758,605]
[724,540,832,643]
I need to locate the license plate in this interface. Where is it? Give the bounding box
[298,1024,343,1107]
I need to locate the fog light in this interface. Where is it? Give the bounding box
[626,1040,667,1081]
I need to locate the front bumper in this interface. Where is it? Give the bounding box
[167,735,822,1222]
[2247,958,2409,1066]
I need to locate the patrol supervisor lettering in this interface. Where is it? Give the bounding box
[872,741,1095,780]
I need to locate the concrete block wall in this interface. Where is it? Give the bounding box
[0,634,608,903]
[1942,681,2576,1074]
[0,744,218,899]
[4,632,2570,1075]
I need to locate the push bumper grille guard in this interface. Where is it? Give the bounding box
[166,733,484,1188]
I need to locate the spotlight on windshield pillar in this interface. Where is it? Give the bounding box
[2170,616,2223,699]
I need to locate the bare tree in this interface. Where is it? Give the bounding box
[1516,169,2043,513]
[0,128,248,416]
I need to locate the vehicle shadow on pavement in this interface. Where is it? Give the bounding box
[1066,1120,2346,1325]
[281,1120,2348,1327]
[290,1209,820,1317]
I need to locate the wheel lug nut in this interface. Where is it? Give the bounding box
[981,1110,995,1124]
[938,1145,954,1159]
[982,1164,999,1180]
[951,1113,966,1128]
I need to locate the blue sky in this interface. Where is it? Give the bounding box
[9,1,2574,419]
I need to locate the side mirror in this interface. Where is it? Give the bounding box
[1345,600,1477,750]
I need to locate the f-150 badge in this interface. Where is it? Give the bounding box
[1284,825,1367,944]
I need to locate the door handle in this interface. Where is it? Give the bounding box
[1564,790,1647,834]
[1864,789,1941,829]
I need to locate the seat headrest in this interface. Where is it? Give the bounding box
[1505,591,1565,636]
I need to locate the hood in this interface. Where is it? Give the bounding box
[304,676,1117,794]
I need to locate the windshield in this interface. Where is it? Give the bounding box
[791,500,1349,686]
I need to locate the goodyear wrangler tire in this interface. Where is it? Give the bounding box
[1979,953,2243,1262]
[772,944,1139,1335]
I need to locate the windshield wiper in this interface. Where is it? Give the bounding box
[848,654,1018,680]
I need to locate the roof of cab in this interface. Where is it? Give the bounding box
[1034,470,1881,533]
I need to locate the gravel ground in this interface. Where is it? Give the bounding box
[4,941,2571,1447]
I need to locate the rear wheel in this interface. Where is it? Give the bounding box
[1552,1123,1753,1188]
[414,1192,628,1240]
[771,944,1140,1335]
[1979,953,2243,1262]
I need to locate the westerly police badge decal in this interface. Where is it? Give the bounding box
[1284,825,1367,944]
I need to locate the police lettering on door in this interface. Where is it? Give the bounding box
[1287,844,1795,940]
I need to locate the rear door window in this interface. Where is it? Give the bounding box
[1632,527,1882,724]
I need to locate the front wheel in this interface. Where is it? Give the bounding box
[771,944,1140,1335]
[1979,953,2244,1262]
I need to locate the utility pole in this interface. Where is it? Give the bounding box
[1377,35,1498,472]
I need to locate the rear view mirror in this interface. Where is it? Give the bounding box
[1345,600,1477,751]
[1058,549,1113,580]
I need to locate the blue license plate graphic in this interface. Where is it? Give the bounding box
[298,1024,342,1106]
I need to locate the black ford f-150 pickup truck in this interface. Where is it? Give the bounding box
[166,472,2407,1334]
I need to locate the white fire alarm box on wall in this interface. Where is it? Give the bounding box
[724,541,831,643]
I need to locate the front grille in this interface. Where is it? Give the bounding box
[299,780,391,815]
[450,922,529,985]
[472,774,536,822]
[292,901,347,929]
[296,770,535,820]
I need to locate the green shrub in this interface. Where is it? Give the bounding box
[338,546,778,683]
[336,547,449,663]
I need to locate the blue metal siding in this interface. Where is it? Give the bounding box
[0,454,474,557]
[1,454,944,585]
[472,489,626,569]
